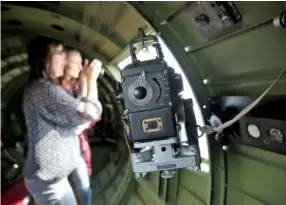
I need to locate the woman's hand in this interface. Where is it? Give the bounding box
[83,59,102,80]
[82,59,90,75]
[83,59,102,101]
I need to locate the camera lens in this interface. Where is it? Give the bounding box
[134,86,147,99]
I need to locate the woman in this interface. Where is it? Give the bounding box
[23,36,102,205]
[60,47,100,204]
[61,48,100,173]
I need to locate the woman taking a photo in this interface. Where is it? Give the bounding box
[23,36,102,205]
[61,47,101,204]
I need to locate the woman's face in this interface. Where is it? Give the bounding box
[65,51,83,79]
[46,44,66,79]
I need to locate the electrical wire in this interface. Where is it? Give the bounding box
[121,119,132,154]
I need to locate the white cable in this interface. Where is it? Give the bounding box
[202,67,286,135]
[122,119,132,153]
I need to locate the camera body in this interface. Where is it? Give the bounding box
[116,29,200,178]
[119,59,183,142]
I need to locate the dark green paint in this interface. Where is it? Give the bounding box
[1,2,286,205]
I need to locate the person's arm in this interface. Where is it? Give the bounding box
[78,72,88,97]
[75,116,102,136]
[36,82,102,128]
[84,58,102,101]
[89,116,102,128]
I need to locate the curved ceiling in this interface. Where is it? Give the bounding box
[1,2,286,205]
[1,2,152,64]
[1,2,144,204]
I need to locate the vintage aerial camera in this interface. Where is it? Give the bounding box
[116,28,201,178]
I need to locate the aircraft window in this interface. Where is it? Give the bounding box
[7,19,22,27]
[118,56,132,70]
[51,24,64,32]
[1,6,11,12]
[118,36,210,172]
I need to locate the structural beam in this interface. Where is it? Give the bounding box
[2,28,110,64]
[2,2,126,49]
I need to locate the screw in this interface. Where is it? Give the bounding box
[222,145,229,151]
[169,102,173,106]
[164,70,167,74]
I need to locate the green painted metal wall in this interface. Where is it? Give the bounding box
[117,145,285,205]
[1,2,285,205]
[226,145,286,205]
[125,2,286,205]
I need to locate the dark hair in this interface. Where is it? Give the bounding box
[64,45,80,57]
[64,45,77,53]
[27,36,62,82]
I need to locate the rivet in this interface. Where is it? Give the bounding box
[203,79,208,84]
[184,46,192,52]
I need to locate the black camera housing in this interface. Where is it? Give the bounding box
[116,29,183,142]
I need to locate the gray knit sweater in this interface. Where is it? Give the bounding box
[23,78,102,182]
